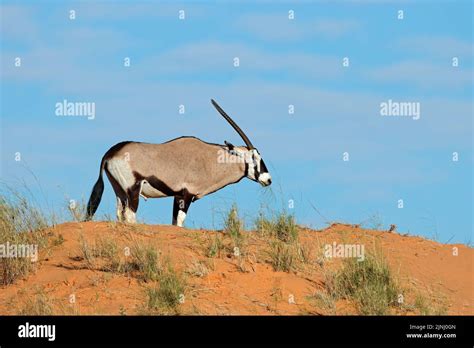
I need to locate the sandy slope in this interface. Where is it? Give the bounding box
[0,222,472,315]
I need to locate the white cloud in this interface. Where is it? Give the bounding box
[137,40,343,79]
[367,60,472,88]
[69,3,207,21]
[396,36,473,59]
[0,5,39,43]
[235,13,361,41]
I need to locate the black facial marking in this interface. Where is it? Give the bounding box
[254,163,260,181]
[259,159,268,174]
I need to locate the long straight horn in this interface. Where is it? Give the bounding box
[211,99,254,149]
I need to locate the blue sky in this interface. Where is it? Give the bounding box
[1,1,472,243]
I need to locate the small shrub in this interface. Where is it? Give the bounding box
[224,204,244,249]
[94,237,119,259]
[129,242,161,281]
[255,213,274,236]
[328,251,399,315]
[0,193,48,235]
[206,233,224,258]
[273,214,298,243]
[19,289,54,315]
[51,234,65,247]
[414,294,448,315]
[79,235,95,268]
[0,193,49,285]
[146,263,186,313]
[297,242,313,264]
[256,212,298,243]
[186,258,212,277]
[79,236,161,281]
[257,212,301,272]
[268,240,295,272]
[95,237,122,273]
[67,198,87,222]
[311,291,336,313]
[224,205,241,234]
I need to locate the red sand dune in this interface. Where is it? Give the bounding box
[0,222,472,315]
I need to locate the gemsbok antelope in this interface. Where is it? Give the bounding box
[85,99,272,226]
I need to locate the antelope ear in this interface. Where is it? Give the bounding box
[224,141,235,150]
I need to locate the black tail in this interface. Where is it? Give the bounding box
[85,158,106,221]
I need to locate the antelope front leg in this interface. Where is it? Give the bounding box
[172,193,192,227]
[123,206,137,224]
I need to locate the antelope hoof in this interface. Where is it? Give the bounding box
[176,211,186,227]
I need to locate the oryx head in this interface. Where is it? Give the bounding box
[212,99,272,187]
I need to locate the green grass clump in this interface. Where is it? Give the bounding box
[146,263,186,313]
[256,212,298,243]
[327,251,399,315]
[224,204,244,248]
[67,198,87,222]
[206,233,224,258]
[414,294,448,315]
[0,192,49,285]
[19,288,54,315]
[268,240,295,272]
[129,242,161,281]
[274,214,298,243]
[256,212,300,272]
[79,236,161,281]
